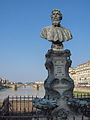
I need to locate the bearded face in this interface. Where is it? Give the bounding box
[51,10,62,26]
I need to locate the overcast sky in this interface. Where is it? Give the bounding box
[0,0,90,82]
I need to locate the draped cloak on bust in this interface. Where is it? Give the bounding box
[40,25,72,43]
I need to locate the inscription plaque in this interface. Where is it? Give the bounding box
[54,59,65,78]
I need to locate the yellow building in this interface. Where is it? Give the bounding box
[0,77,8,85]
[69,61,90,87]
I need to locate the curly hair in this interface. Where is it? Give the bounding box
[51,9,62,20]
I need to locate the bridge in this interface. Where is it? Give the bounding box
[5,82,44,90]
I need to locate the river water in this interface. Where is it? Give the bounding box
[0,86,45,101]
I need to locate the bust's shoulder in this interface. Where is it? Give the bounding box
[60,26,72,39]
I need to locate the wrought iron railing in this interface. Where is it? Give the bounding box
[73,93,90,104]
[73,93,90,99]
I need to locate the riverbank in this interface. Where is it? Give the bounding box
[0,86,11,90]
[73,91,90,94]
[74,87,90,92]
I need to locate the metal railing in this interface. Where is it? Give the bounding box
[73,93,90,103]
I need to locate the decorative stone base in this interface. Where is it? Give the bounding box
[44,49,76,119]
[44,49,74,100]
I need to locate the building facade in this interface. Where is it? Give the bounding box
[0,77,8,85]
[69,61,90,87]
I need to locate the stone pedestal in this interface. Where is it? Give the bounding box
[44,49,75,119]
[44,49,74,100]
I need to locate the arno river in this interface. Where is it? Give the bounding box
[0,86,45,101]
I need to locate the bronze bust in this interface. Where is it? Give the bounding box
[40,9,72,50]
